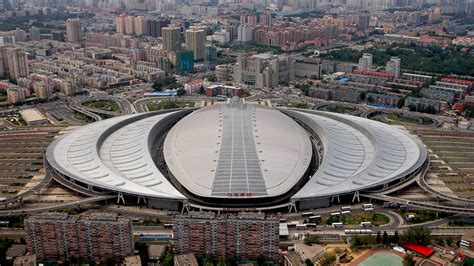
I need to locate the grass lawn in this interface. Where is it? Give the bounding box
[284,102,309,109]
[147,101,195,111]
[399,210,450,225]
[73,113,87,121]
[82,100,120,112]
[386,113,433,125]
[326,105,356,114]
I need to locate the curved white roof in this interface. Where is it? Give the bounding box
[46,112,186,199]
[163,103,313,198]
[289,110,427,199]
[45,104,428,205]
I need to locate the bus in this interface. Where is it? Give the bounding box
[302,212,314,217]
[362,203,373,209]
[330,212,341,217]
[217,95,228,101]
[363,207,374,213]
[287,221,299,228]
[296,224,307,230]
[163,223,173,229]
[309,215,321,221]
[305,223,316,228]
[341,206,351,211]
[360,222,372,228]
[341,210,351,216]
[332,222,343,228]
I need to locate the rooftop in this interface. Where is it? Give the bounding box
[164,103,312,199]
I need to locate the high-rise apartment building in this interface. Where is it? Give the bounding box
[134,16,145,36]
[0,46,28,80]
[14,28,26,42]
[116,14,127,34]
[386,56,401,77]
[66,18,83,43]
[33,82,51,100]
[6,86,26,104]
[259,11,272,28]
[125,15,135,35]
[173,212,279,260]
[162,26,181,52]
[29,26,41,41]
[24,213,134,262]
[358,53,373,71]
[144,19,170,37]
[185,27,206,61]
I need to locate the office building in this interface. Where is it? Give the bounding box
[24,212,134,262]
[162,26,181,52]
[358,53,373,71]
[233,53,295,89]
[215,64,233,81]
[51,31,65,42]
[386,57,401,77]
[176,50,194,74]
[66,18,83,43]
[185,27,206,61]
[173,212,279,260]
[357,13,370,32]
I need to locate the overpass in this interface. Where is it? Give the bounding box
[0,172,52,208]
[361,193,474,215]
[0,195,116,217]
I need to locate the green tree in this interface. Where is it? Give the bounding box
[382,231,389,245]
[152,75,179,91]
[376,231,382,245]
[204,256,214,266]
[391,231,399,244]
[403,253,416,266]
[177,88,186,96]
[305,259,314,266]
[320,252,337,266]
[401,226,431,245]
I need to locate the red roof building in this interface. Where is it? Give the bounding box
[402,244,435,258]
[441,77,474,88]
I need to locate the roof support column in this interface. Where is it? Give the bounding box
[352,191,360,203]
[117,192,125,204]
[288,199,297,213]
[137,196,147,204]
[182,200,190,214]
[331,195,340,203]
